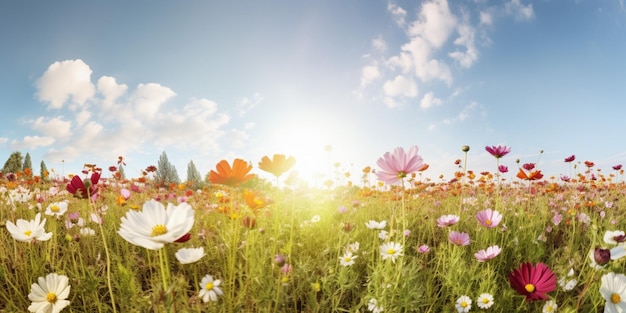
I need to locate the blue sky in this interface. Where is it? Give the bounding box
[1,0,625,184]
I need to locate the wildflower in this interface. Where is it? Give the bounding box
[564,155,575,162]
[417,244,430,254]
[589,246,626,269]
[367,298,384,313]
[613,164,623,171]
[498,165,509,173]
[403,229,411,237]
[339,251,357,266]
[28,273,71,313]
[258,154,296,178]
[448,231,470,246]
[274,254,286,266]
[79,227,95,236]
[375,145,425,185]
[198,274,223,302]
[517,165,544,181]
[542,300,557,313]
[378,230,389,240]
[485,145,511,158]
[380,241,403,263]
[346,242,360,253]
[118,200,195,250]
[44,201,68,217]
[175,247,206,264]
[6,213,53,242]
[208,158,255,186]
[600,272,626,312]
[311,282,321,292]
[604,230,626,245]
[455,295,472,313]
[437,214,460,227]
[475,245,502,262]
[509,262,557,301]
[558,268,577,291]
[476,209,502,228]
[66,171,101,199]
[365,220,386,230]
[476,293,494,309]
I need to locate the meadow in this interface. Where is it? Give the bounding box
[1,146,625,313]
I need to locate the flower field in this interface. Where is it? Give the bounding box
[1,146,626,312]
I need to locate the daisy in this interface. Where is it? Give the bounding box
[476,293,494,309]
[175,247,206,264]
[365,220,386,230]
[509,262,557,301]
[380,241,403,263]
[375,145,425,185]
[118,199,195,250]
[475,245,502,262]
[542,300,558,313]
[437,214,460,227]
[600,272,626,312]
[44,201,68,217]
[448,231,471,246]
[339,251,357,267]
[475,209,502,228]
[6,213,53,242]
[455,295,472,313]
[198,274,223,302]
[28,273,71,313]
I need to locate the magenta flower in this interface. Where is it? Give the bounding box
[449,231,470,246]
[522,163,536,171]
[564,155,575,163]
[66,172,101,199]
[498,165,509,173]
[613,164,623,171]
[485,145,511,159]
[475,245,502,262]
[376,145,424,185]
[509,262,556,301]
[476,209,503,228]
[437,214,460,227]
[417,244,430,254]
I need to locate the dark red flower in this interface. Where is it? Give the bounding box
[174,233,191,243]
[66,172,101,199]
[522,163,536,171]
[509,262,556,301]
[564,155,575,163]
[613,164,623,171]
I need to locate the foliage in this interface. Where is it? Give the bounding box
[155,151,180,186]
[22,153,32,177]
[2,151,23,174]
[186,160,203,189]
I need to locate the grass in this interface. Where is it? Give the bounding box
[0,167,624,312]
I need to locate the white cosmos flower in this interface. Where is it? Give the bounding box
[44,201,68,217]
[118,200,194,250]
[28,273,71,313]
[198,274,223,302]
[175,247,205,264]
[6,213,53,242]
[365,220,386,230]
[600,272,626,313]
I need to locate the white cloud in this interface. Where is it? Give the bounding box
[97,76,128,110]
[75,110,91,127]
[35,59,96,110]
[449,16,478,68]
[479,11,493,25]
[237,92,263,116]
[12,136,56,150]
[505,0,534,21]
[361,62,381,86]
[387,2,407,27]
[420,92,442,109]
[372,36,387,52]
[383,75,418,98]
[132,83,176,118]
[31,116,72,140]
[407,0,457,49]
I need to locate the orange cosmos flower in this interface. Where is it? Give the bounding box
[516,168,544,181]
[258,154,296,178]
[209,159,255,186]
[243,189,272,211]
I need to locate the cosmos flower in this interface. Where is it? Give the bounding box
[516,167,544,181]
[258,154,296,178]
[485,145,511,158]
[175,247,206,264]
[6,213,53,242]
[44,201,69,217]
[474,245,502,262]
[380,241,403,263]
[118,199,195,250]
[605,230,626,245]
[589,246,626,269]
[436,214,460,227]
[66,171,101,199]
[509,262,557,301]
[564,155,575,162]
[198,274,223,302]
[476,293,494,309]
[28,273,71,313]
[455,295,472,313]
[498,165,509,173]
[375,145,425,185]
[208,159,255,186]
[476,209,503,228]
[600,272,626,313]
[448,231,470,246]
[365,220,387,230]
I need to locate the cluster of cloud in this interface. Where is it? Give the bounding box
[358,0,534,113]
[12,59,249,172]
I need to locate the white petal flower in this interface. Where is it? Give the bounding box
[6,213,53,242]
[28,273,71,313]
[380,241,403,263]
[600,272,626,313]
[365,220,386,230]
[118,200,195,250]
[44,201,68,217]
[175,247,205,264]
[198,274,223,302]
[339,251,357,267]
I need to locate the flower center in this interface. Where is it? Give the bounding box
[482,298,489,304]
[525,283,535,293]
[485,219,492,225]
[612,293,621,304]
[387,248,395,255]
[151,224,168,236]
[461,301,468,308]
[24,230,32,236]
[46,292,57,303]
[397,171,407,179]
[51,205,60,212]
[344,257,352,262]
[205,282,214,290]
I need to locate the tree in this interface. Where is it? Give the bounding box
[117,164,126,180]
[186,160,203,189]
[2,151,23,174]
[22,153,33,177]
[40,160,49,181]
[155,151,180,186]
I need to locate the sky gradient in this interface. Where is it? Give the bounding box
[1,0,625,185]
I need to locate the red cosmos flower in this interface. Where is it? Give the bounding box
[485,145,511,159]
[522,163,535,171]
[584,161,595,168]
[509,262,557,301]
[66,171,101,199]
[564,155,575,163]
[613,164,623,171]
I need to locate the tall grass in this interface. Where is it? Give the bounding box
[0,171,623,312]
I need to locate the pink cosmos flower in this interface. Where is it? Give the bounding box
[475,245,502,262]
[437,214,460,227]
[476,209,503,228]
[376,145,424,185]
[417,244,430,254]
[509,262,556,301]
[449,231,470,246]
[498,165,509,173]
[485,145,511,158]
